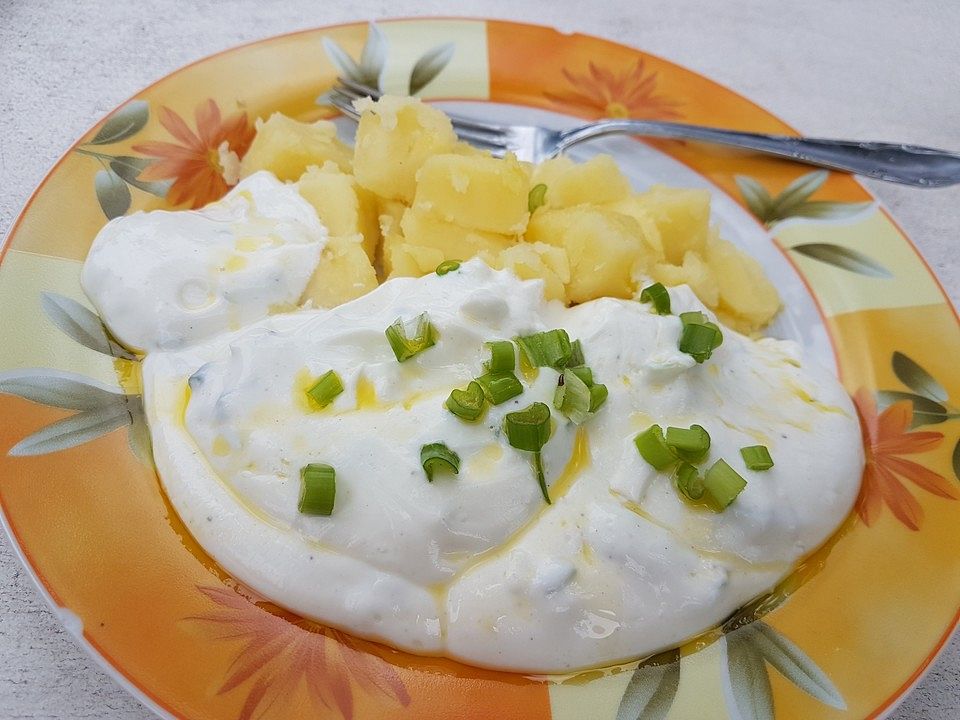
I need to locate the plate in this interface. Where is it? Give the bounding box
[1,18,958,720]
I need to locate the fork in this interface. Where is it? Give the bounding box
[330,78,960,188]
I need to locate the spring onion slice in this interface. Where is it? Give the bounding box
[678,311,723,363]
[568,365,593,386]
[588,383,608,413]
[665,424,711,462]
[528,183,548,212]
[640,282,671,315]
[674,461,705,501]
[306,370,344,409]
[504,402,552,452]
[475,371,523,405]
[421,442,461,482]
[298,463,336,516]
[741,445,775,471]
[445,381,486,421]
[634,424,676,470]
[568,339,585,367]
[554,368,592,424]
[436,260,461,276]
[504,402,553,504]
[485,340,516,373]
[703,459,747,511]
[385,312,438,362]
[516,329,573,369]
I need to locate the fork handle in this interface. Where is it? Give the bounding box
[557,120,960,188]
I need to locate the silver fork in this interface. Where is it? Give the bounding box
[329,78,960,188]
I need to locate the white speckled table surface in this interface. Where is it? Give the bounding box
[1,0,957,717]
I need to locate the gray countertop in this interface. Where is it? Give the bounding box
[1,0,957,717]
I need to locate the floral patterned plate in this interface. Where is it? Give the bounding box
[1,18,958,720]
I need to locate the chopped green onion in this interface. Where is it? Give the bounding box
[674,461,705,501]
[528,183,548,212]
[420,442,461,482]
[436,260,461,276]
[475,371,523,405]
[445,381,486,421]
[306,370,344,409]
[634,424,676,470]
[554,368,592,424]
[484,340,515,373]
[516,329,572,369]
[640,282,671,315]
[385,312,438,362]
[680,311,708,325]
[568,365,593,386]
[299,463,336,516]
[665,424,711,462]
[741,445,774,471]
[568,339,585,367]
[588,383,608,413]
[678,311,723,364]
[504,402,553,504]
[703,459,747,511]
[504,402,552,453]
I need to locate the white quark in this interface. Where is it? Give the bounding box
[123,256,863,672]
[81,171,326,352]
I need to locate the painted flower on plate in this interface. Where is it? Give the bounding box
[853,388,957,530]
[133,99,255,208]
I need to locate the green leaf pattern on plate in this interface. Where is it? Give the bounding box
[88,101,149,145]
[790,242,893,278]
[616,651,680,720]
[736,170,886,278]
[317,21,455,102]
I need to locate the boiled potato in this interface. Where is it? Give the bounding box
[605,196,666,261]
[526,206,645,302]
[632,185,710,265]
[488,242,571,302]
[298,163,380,261]
[705,234,780,332]
[301,234,378,308]
[400,207,515,260]
[532,155,632,208]
[240,113,351,181]
[650,250,720,308]
[352,96,458,202]
[413,153,531,235]
[384,239,445,278]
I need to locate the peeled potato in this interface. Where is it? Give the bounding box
[526,206,645,302]
[413,153,531,235]
[240,113,352,181]
[633,186,710,265]
[532,154,632,208]
[487,242,571,302]
[301,234,378,308]
[651,250,720,308]
[705,234,780,332]
[298,163,380,261]
[352,96,458,202]
[400,207,515,260]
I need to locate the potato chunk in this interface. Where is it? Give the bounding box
[632,186,710,265]
[532,154,632,208]
[298,163,380,261]
[240,113,351,181]
[383,238,445,278]
[705,235,780,332]
[413,153,531,235]
[352,96,458,202]
[651,250,720,307]
[525,206,645,302]
[400,207,515,260]
[489,242,571,302]
[301,234,379,308]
